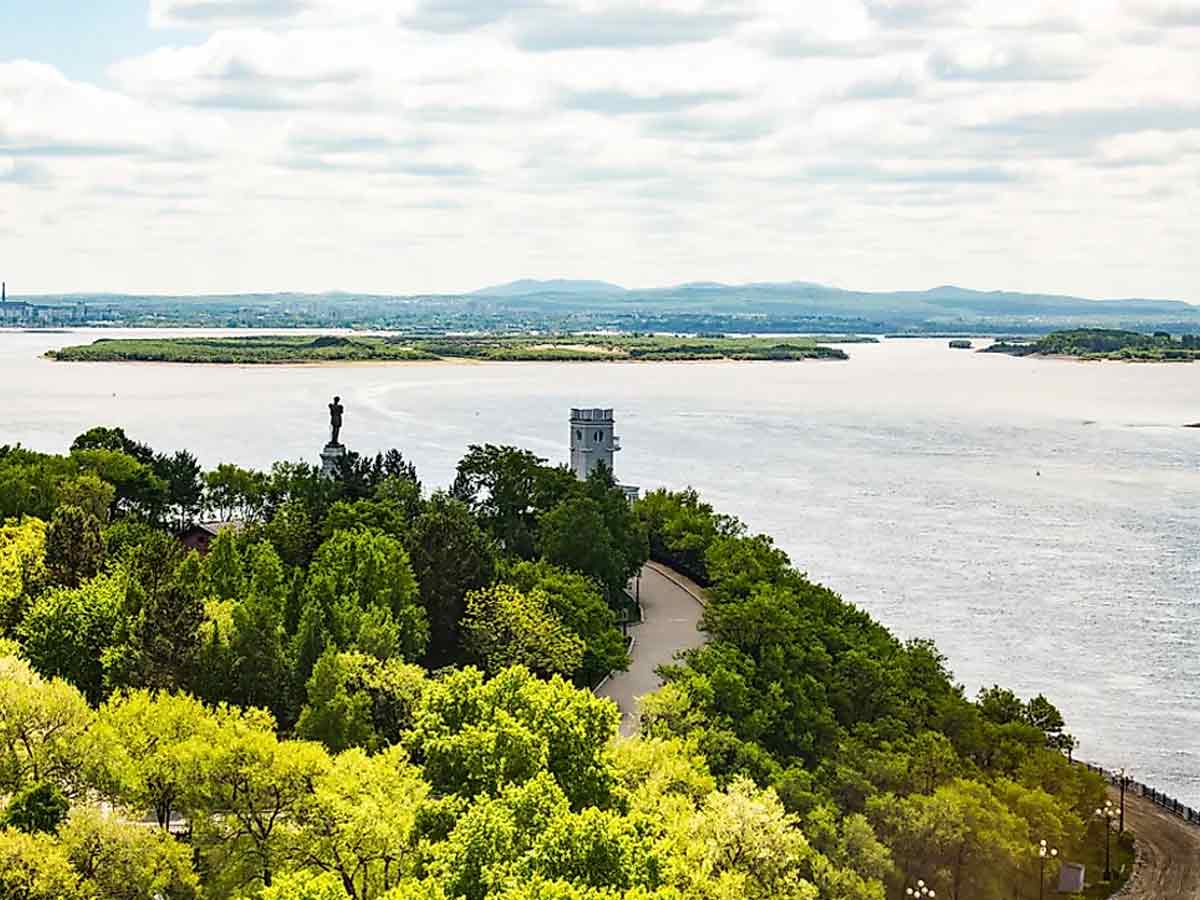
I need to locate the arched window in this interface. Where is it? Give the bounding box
[576,430,583,440]
[594,430,602,442]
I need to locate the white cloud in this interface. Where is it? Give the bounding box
[2,0,1197,299]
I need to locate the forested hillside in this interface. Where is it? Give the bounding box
[0,431,1116,899]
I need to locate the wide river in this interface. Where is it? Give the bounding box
[5,329,1199,804]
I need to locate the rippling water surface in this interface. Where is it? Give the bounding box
[5,329,1199,803]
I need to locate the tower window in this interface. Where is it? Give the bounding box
[594,430,602,442]
[576,430,582,440]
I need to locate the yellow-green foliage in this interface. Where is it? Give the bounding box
[462,585,585,678]
[0,518,48,632]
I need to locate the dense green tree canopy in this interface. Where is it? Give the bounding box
[0,436,1106,900]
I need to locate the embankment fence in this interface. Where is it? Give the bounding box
[1082,762,1200,828]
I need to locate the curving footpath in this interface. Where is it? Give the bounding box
[597,562,708,736]
[1115,787,1200,900]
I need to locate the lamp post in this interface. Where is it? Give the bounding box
[905,879,935,898]
[1037,839,1058,900]
[1118,768,1129,834]
[1095,799,1119,881]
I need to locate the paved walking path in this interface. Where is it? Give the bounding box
[1116,787,1200,900]
[597,562,708,736]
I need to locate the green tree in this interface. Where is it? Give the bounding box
[660,778,822,900]
[91,689,220,830]
[18,571,127,704]
[205,462,267,521]
[296,648,376,752]
[291,746,429,899]
[43,504,104,589]
[634,487,743,583]
[228,543,292,719]
[0,654,94,795]
[0,517,49,634]
[304,529,426,660]
[134,553,206,692]
[71,447,167,520]
[204,526,246,601]
[410,666,618,809]
[60,808,201,899]
[292,593,330,686]
[55,472,115,522]
[185,720,331,892]
[538,496,643,603]
[868,779,1027,900]
[451,444,574,558]
[158,449,205,531]
[0,828,88,900]
[71,426,155,465]
[2,780,69,834]
[500,560,629,686]
[461,584,584,678]
[262,871,355,900]
[407,494,496,666]
[262,497,319,570]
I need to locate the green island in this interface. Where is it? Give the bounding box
[46,333,867,364]
[986,328,1200,361]
[0,426,1138,900]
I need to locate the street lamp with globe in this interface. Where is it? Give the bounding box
[1095,799,1119,880]
[906,880,935,898]
[1037,839,1058,900]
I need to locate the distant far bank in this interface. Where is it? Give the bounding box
[45,333,867,365]
[6,278,1197,336]
[984,329,1200,362]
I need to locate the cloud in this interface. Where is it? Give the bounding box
[975,104,1200,144]
[513,6,747,51]
[807,162,1020,185]
[288,127,432,154]
[863,0,961,28]
[842,75,920,99]
[0,159,48,184]
[1128,1,1200,27]
[404,0,547,32]
[563,87,741,114]
[642,111,775,143]
[111,30,374,110]
[0,61,217,161]
[150,0,314,27]
[766,32,877,58]
[927,45,1089,82]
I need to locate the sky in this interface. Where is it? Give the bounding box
[1,0,1198,297]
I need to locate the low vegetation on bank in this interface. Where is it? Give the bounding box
[47,333,865,364]
[985,329,1200,361]
[0,428,1123,899]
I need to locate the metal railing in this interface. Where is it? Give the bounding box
[1082,762,1200,828]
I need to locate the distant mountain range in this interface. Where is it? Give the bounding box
[12,279,1198,334]
[470,279,628,297]
[468,279,1193,314]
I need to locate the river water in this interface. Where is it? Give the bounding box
[5,329,1199,804]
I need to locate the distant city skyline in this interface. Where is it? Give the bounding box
[2,0,1198,299]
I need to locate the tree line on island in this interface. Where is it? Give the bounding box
[46,334,854,365]
[986,328,1200,361]
[0,429,1122,900]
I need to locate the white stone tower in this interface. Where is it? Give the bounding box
[570,408,621,481]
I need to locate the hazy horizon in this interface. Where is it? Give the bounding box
[5,276,1197,305]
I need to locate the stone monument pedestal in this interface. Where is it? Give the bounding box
[321,442,346,478]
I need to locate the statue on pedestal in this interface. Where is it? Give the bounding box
[328,395,345,447]
[321,396,347,478]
